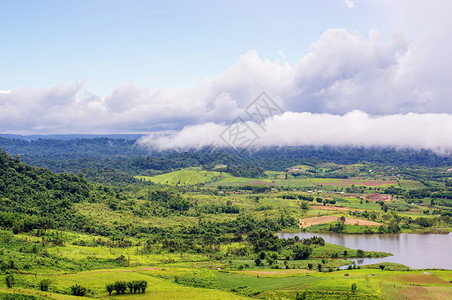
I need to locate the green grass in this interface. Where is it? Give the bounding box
[8,267,250,299]
[216,270,326,293]
[398,180,425,189]
[136,168,224,186]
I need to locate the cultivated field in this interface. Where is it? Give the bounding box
[299,216,383,227]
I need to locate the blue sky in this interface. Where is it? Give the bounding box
[1,0,451,153]
[1,0,384,95]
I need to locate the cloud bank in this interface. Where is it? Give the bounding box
[1,1,451,153]
[139,111,452,155]
[1,27,451,133]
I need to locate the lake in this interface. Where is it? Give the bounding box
[278,232,452,269]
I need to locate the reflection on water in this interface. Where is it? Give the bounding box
[278,232,452,269]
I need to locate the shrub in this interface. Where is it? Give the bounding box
[351,283,357,291]
[70,284,87,296]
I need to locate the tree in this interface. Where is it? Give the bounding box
[114,281,127,294]
[351,283,357,291]
[255,258,262,266]
[127,281,135,293]
[5,273,14,288]
[40,279,52,291]
[307,263,313,270]
[70,284,87,296]
[266,257,274,265]
[139,280,148,293]
[293,245,312,260]
[357,249,365,257]
[339,216,346,224]
[317,263,323,272]
[106,283,114,296]
[343,250,348,257]
[379,264,385,271]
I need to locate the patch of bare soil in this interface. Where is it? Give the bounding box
[299,216,383,227]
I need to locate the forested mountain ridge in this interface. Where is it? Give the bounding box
[0,137,451,186]
[0,148,93,232]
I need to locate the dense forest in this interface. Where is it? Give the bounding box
[1,137,451,185]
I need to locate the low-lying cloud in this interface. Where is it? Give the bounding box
[139,111,452,154]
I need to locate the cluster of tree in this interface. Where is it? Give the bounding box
[302,236,325,246]
[105,280,148,295]
[218,185,272,193]
[196,203,240,214]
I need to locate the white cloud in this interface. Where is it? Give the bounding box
[344,0,355,9]
[1,0,452,152]
[139,111,452,154]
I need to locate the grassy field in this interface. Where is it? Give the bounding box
[136,168,224,186]
[3,265,451,299]
[398,180,425,189]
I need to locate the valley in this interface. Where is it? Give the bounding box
[0,137,451,299]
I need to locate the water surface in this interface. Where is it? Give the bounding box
[278,232,452,269]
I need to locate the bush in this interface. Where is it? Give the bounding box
[5,273,14,288]
[351,282,357,291]
[70,284,87,296]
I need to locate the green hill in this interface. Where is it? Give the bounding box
[136,167,224,186]
[0,149,94,232]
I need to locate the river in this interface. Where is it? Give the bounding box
[278,232,452,269]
